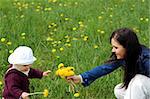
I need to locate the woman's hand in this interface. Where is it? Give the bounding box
[43,70,51,76]
[67,75,81,84]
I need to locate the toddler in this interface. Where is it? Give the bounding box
[2,46,51,99]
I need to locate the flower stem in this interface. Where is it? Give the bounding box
[28,92,43,96]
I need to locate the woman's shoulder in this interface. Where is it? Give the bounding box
[140,45,150,57]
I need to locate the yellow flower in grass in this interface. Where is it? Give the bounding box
[58,63,64,69]
[21,33,26,36]
[7,41,12,45]
[98,16,102,19]
[100,31,105,34]
[60,47,64,51]
[65,18,69,21]
[65,43,71,47]
[94,45,98,49]
[0,81,2,85]
[52,49,56,53]
[140,17,144,21]
[9,50,14,54]
[72,27,77,31]
[1,38,6,42]
[43,89,49,97]
[145,18,149,22]
[60,13,64,17]
[74,92,80,97]
[83,36,88,41]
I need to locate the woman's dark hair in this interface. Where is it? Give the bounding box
[110,28,141,89]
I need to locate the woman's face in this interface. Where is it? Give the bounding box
[111,38,126,59]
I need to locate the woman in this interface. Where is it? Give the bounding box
[67,28,150,99]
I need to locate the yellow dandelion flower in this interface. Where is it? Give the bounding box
[58,63,64,69]
[145,18,149,22]
[55,69,60,76]
[140,17,144,21]
[44,7,52,11]
[21,33,26,36]
[57,67,75,77]
[60,13,64,17]
[17,2,21,6]
[65,18,69,21]
[72,27,77,31]
[52,0,57,3]
[78,21,83,25]
[64,4,67,6]
[97,29,100,32]
[43,89,49,97]
[83,36,88,41]
[65,35,69,38]
[60,47,64,51]
[100,31,105,34]
[36,9,40,12]
[59,3,62,6]
[80,24,84,27]
[58,41,61,44]
[74,92,80,97]
[101,12,104,14]
[48,0,52,2]
[80,34,84,37]
[56,56,60,59]
[75,2,78,5]
[98,16,102,19]
[66,39,70,43]
[1,38,6,42]
[20,15,24,18]
[65,43,71,47]
[64,70,75,77]
[48,24,52,28]
[9,50,13,54]
[72,38,78,41]
[94,45,98,49]
[46,37,53,41]
[0,81,2,85]
[21,36,25,39]
[109,15,113,17]
[53,28,57,31]
[48,7,52,11]
[52,49,56,53]
[66,67,75,71]
[7,41,12,45]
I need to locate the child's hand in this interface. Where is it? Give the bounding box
[43,70,51,76]
[21,92,29,99]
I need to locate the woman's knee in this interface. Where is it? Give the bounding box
[114,83,126,99]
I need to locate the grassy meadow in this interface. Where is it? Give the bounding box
[0,0,149,98]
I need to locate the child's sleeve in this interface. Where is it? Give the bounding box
[28,68,43,78]
[5,74,23,98]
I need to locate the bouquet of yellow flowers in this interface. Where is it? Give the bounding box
[55,63,80,97]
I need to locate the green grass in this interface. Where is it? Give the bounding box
[0,0,149,99]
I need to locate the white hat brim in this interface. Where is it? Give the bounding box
[8,53,36,65]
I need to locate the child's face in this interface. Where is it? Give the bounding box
[20,64,32,72]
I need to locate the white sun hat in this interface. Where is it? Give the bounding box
[8,46,36,65]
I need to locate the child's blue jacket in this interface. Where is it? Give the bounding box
[80,46,150,87]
